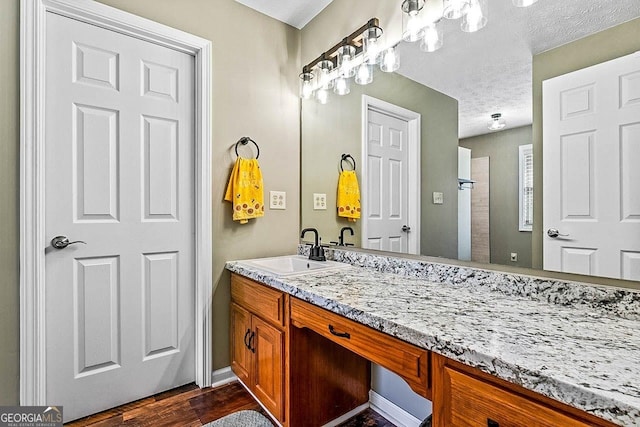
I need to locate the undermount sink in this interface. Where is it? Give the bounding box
[235,255,350,277]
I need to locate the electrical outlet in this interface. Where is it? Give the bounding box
[313,193,327,210]
[269,191,286,210]
[510,252,518,262]
[433,192,444,205]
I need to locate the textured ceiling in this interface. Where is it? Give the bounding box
[397,0,640,138]
[234,0,333,29]
[237,0,639,138]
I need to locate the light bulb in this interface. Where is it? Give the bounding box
[355,63,373,85]
[443,0,469,20]
[403,12,424,42]
[299,71,314,99]
[380,47,400,73]
[363,26,382,65]
[420,22,443,52]
[337,45,356,78]
[512,0,538,6]
[334,76,350,95]
[316,87,329,104]
[317,60,334,89]
[461,0,487,32]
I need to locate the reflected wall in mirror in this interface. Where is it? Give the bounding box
[300,0,640,281]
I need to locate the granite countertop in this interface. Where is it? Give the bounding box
[226,254,640,426]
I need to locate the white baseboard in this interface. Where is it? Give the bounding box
[321,402,370,427]
[211,366,237,389]
[369,390,422,427]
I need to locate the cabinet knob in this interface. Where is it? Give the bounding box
[487,419,499,427]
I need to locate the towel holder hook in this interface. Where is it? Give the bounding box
[340,154,356,171]
[235,136,260,159]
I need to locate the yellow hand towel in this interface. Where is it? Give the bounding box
[224,157,264,224]
[337,170,361,222]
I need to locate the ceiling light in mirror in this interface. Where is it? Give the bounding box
[299,70,314,100]
[355,63,374,85]
[488,113,506,131]
[512,0,538,6]
[462,0,488,32]
[402,0,426,42]
[336,44,357,78]
[443,0,470,20]
[380,46,400,72]
[420,21,443,52]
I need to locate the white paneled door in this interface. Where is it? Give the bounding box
[365,109,410,253]
[543,52,640,280]
[45,13,195,420]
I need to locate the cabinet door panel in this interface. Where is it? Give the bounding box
[252,316,284,421]
[230,303,252,385]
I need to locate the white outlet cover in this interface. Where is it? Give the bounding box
[270,191,286,210]
[313,193,327,210]
[433,192,444,205]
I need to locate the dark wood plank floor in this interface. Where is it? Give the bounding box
[66,381,396,427]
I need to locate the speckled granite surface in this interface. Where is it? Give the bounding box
[227,251,640,426]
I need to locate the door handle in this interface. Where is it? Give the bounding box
[51,236,86,249]
[243,328,251,349]
[401,225,411,233]
[248,331,255,353]
[547,228,569,238]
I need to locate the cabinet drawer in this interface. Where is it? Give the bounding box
[231,274,285,328]
[443,366,592,427]
[290,298,430,398]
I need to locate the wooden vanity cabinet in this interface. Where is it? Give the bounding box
[230,274,287,424]
[431,353,619,427]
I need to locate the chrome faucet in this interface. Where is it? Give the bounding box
[300,228,326,261]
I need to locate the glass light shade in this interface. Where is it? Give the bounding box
[299,71,314,99]
[402,0,425,42]
[461,0,487,32]
[420,22,443,52]
[443,0,469,19]
[316,87,329,104]
[363,26,383,65]
[337,45,356,78]
[488,113,506,131]
[317,60,334,89]
[380,47,400,73]
[355,63,373,85]
[512,0,538,6]
[334,76,350,95]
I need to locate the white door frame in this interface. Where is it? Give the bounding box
[361,95,421,254]
[20,0,213,405]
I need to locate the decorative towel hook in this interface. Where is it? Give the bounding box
[235,137,260,159]
[340,154,356,171]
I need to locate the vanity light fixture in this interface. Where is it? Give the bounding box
[488,113,506,131]
[461,0,488,32]
[299,67,314,100]
[380,46,401,72]
[402,0,426,42]
[512,0,539,6]
[420,21,443,52]
[299,18,384,103]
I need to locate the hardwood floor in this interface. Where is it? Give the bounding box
[66,381,396,427]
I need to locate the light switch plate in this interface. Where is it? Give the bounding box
[313,193,327,210]
[269,191,286,210]
[433,192,444,205]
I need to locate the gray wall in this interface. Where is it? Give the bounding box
[301,70,460,259]
[532,17,640,270]
[1,0,301,403]
[460,126,533,268]
[0,0,20,406]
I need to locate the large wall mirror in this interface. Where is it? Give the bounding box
[301,1,640,281]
